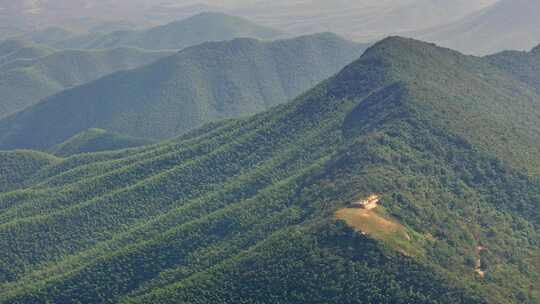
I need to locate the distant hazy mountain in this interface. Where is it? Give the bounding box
[1,1,496,46]
[0,33,366,150]
[1,37,538,304]
[415,0,540,55]
[16,20,155,47]
[53,12,284,50]
[0,0,218,38]
[0,39,54,66]
[20,27,85,46]
[0,47,173,118]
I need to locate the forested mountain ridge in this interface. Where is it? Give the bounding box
[0,37,538,304]
[50,128,154,157]
[487,43,540,94]
[0,47,173,118]
[0,32,366,150]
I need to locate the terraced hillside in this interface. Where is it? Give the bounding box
[0,33,366,150]
[0,37,538,304]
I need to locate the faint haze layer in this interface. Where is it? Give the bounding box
[1,1,496,41]
[414,0,540,55]
[1,1,540,57]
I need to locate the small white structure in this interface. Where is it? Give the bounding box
[350,194,381,210]
[475,246,487,278]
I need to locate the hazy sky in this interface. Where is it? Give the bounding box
[1,0,500,43]
[226,0,498,41]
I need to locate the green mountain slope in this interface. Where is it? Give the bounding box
[0,47,173,118]
[54,12,283,50]
[0,37,538,304]
[50,128,154,157]
[0,33,366,150]
[487,44,540,93]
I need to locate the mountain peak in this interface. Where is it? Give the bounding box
[532,43,540,54]
[178,11,277,31]
[328,36,465,99]
[371,36,428,48]
[175,11,241,25]
[363,36,455,60]
[162,11,260,28]
[190,11,240,20]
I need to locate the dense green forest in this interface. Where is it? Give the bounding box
[0,150,60,193]
[0,37,538,304]
[0,32,366,150]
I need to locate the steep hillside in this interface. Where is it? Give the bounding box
[0,47,173,118]
[54,12,283,50]
[487,44,540,93]
[50,128,154,157]
[0,37,538,304]
[0,33,366,149]
[415,0,540,55]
